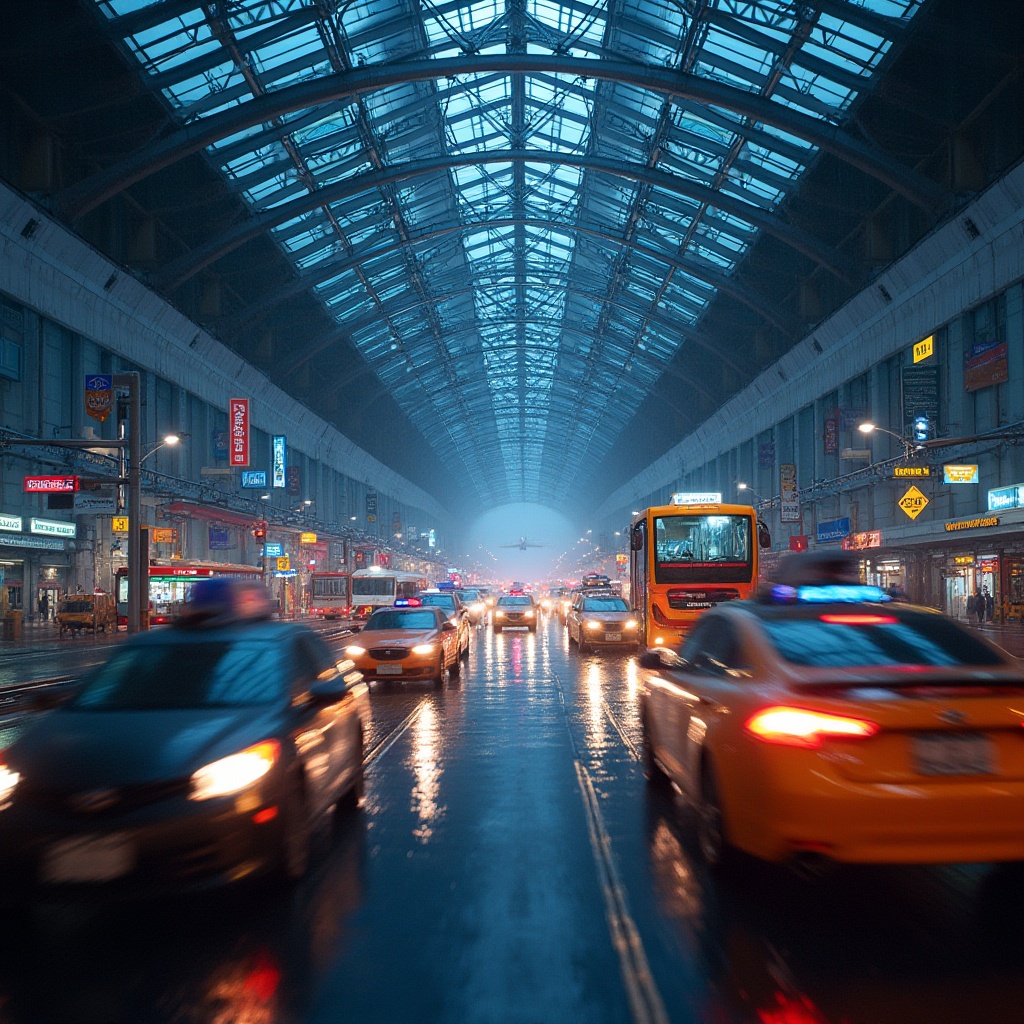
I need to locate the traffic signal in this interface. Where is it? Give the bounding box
[912,415,931,442]
[252,521,267,541]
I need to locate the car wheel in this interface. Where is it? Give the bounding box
[432,658,447,690]
[276,776,312,884]
[461,636,470,661]
[641,712,669,788]
[450,645,462,677]
[697,761,734,871]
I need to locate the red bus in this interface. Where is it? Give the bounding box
[309,571,352,619]
[115,561,263,626]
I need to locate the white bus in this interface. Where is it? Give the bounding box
[350,567,429,618]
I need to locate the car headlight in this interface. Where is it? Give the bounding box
[586,620,602,630]
[495,610,506,618]
[412,643,435,654]
[0,765,20,804]
[191,740,280,800]
[625,620,638,629]
[524,610,535,618]
[345,645,366,656]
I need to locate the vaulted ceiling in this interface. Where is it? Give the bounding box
[7,0,1021,518]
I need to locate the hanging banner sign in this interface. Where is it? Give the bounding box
[74,494,117,514]
[366,489,378,524]
[229,398,250,467]
[779,464,800,523]
[823,418,838,455]
[272,436,287,488]
[24,476,79,493]
[943,464,979,484]
[84,374,113,423]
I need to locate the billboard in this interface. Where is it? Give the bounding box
[272,435,286,488]
[229,398,250,467]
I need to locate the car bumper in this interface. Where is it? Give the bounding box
[0,786,290,900]
[723,756,1024,864]
[351,656,439,681]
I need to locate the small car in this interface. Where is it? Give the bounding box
[639,552,1024,872]
[455,588,487,626]
[492,595,537,632]
[416,590,471,661]
[566,594,639,651]
[0,578,368,900]
[346,599,461,687]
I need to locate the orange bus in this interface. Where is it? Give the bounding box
[628,493,770,648]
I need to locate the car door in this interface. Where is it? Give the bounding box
[290,634,352,811]
[668,617,748,798]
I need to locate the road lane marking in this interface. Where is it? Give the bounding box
[363,703,426,769]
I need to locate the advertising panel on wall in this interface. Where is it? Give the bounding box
[272,436,286,488]
[901,365,940,437]
[964,338,1008,392]
[816,517,851,544]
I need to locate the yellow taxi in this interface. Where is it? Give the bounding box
[639,552,1024,871]
[566,592,639,651]
[345,599,460,689]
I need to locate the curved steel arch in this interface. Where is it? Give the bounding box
[281,283,754,379]
[57,55,948,221]
[154,151,860,290]
[223,216,801,340]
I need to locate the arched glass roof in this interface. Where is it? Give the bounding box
[89,0,929,508]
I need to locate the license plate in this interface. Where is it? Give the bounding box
[913,733,994,776]
[605,633,622,642]
[41,834,133,883]
[376,664,403,675]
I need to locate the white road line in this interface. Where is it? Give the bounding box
[363,702,426,769]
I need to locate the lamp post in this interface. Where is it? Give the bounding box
[737,482,769,504]
[138,433,186,465]
[857,421,919,459]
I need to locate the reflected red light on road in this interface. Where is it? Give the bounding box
[756,990,831,1024]
[243,952,281,1002]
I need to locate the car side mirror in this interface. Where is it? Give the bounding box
[757,521,771,549]
[308,675,355,705]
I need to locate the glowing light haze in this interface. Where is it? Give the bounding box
[465,504,578,581]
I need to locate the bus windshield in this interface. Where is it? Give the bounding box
[352,576,395,597]
[313,576,349,598]
[653,514,753,584]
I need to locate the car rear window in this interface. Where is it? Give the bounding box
[71,641,284,710]
[498,597,532,606]
[419,595,456,610]
[758,610,1006,668]
[584,598,628,611]
[364,610,438,630]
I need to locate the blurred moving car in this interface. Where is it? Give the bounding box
[492,594,537,633]
[566,593,639,651]
[639,553,1024,872]
[456,588,487,626]
[346,599,460,688]
[416,589,471,661]
[0,579,368,899]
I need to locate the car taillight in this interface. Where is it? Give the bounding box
[745,707,879,749]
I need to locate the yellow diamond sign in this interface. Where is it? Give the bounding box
[898,485,929,520]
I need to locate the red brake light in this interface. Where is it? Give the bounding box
[819,614,898,625]
[745,707,879,749]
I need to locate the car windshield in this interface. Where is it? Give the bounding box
[70,640,284,710]
[458,590,480,601]
[498,597,532,606]
[583,598,629,612]
[757,609,1006,668]
[419,595,456,611]
[364,610,438,630]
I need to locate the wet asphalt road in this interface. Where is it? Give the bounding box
[0,615,1022,1023]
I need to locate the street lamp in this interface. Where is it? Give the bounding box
[139,433,187,465]
[737,482,768,502]
[857,421,920,459]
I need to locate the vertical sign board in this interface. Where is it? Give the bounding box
[779,463,800,523]
[901,366,940,439]
[272,435,287,488]
[366,489,378,523]
[84,374,113,423]
[229,399,250,467]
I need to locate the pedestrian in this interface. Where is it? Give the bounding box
[976,592,985,624]
[38,592,48,621]
[984,588,994,623]
[967,593,977,622]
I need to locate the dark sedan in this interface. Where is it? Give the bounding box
[0,601,368,900]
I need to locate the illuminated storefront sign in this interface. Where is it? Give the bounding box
[23,476,79,493]
[0,514,23,533]
[272,436,287,488]
[241,471,266,488]
[987,484,1023,511]
[300,532,317,544]
[816,518,850,544]
[29,518,76,538]
[893,465,930,478]
[842,530,882,551]
[944,464,978,484]
[945,516,1000,532]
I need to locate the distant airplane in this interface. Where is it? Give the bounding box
[499,536,546,551]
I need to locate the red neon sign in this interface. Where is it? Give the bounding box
[229,398,250,467]
[23,476,80,493]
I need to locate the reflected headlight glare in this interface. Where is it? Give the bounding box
[412,643,435,655]
[346,645,366,656]
[0,765,20,803]
[586,620,602,630]
[449,616,460,627]
[625,620,638,629]
[191,740,280,800]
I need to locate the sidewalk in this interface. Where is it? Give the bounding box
[971,619,1024,657]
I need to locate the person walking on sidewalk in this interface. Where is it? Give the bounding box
[984,588,994,623]
[967,593,978,623]
[38,592,48,622]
